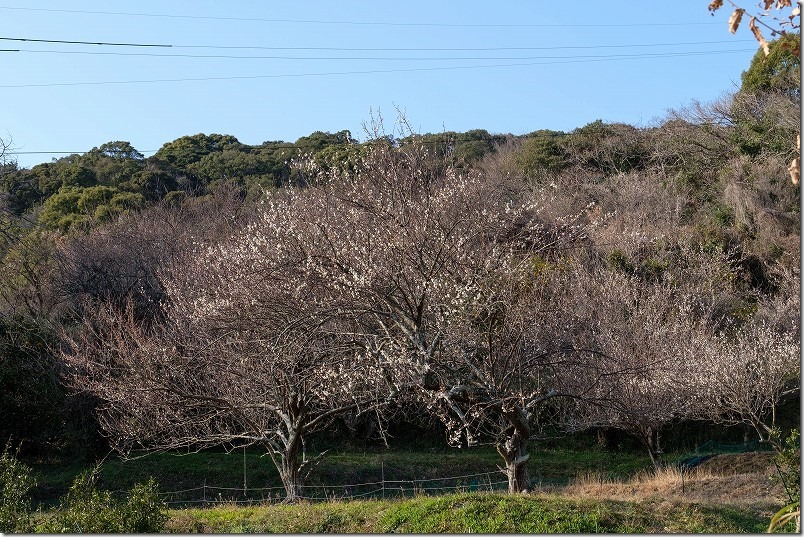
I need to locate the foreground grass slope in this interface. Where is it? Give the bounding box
[160,451,789,533]
[25,447,791,532]
[165,492,774,533]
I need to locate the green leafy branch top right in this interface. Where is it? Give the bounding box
[709,1,801,185]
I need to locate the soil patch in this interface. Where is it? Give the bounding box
[696,451,775,476]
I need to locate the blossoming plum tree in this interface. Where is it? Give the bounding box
[62,186,387,502]
[293,138,594,493]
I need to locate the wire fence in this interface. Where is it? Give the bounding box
[155,469,514,506]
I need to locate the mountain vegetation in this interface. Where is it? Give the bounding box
[0,34,799,528]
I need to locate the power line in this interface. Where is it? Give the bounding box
[5,122,737,159]
[13,47,756,61]
[173,39,756,52]
[0,49,755,89]
[0,36,171,47]
[0,6,723,27]
[0,35,755,51]
[3,135,556,161]
[9,150,158,155]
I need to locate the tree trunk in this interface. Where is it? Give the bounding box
[278,446,303,502]
[269,424,306,503]
[642,426,662,470]
[497,427,531,493]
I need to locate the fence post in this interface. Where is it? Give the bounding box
[681,466,685,494]
[203,479,207,507]
[243,446,247,499]
[382,461,385,499]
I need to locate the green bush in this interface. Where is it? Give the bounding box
[0,448,36,533]
[772,429,801,505]
[120,478,168,533]
[38,465,167,533]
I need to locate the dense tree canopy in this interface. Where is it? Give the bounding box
[0,65,799,500]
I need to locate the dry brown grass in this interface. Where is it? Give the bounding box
[558,453,786,508]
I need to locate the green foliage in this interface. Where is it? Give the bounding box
[515,130,567,178]
[294,130,352,154]
[772,429,801,505]
[83,141,146,187]
[454,139,490,165]
[108,191,145,212]
[563,120,650,175]
[768,501,800,533]
[120,170,178,201]
[311,143,364,175]
[119,478,169,533]
[37,184,146,231]
[39,467,124,533]
[0,167,42,214]
[38,186,86,231]
[154,133,244,169]
[638,257,668,283]
[0,447,36,533]
[76,185,116,215]
[0,316,68,452]
[37,466,167,533]
[453,129,501,165]
[712,204,735,228]
[57,164,97,190]
[605,249,668,282]
[607,249,633,273]
[741,34,801,98]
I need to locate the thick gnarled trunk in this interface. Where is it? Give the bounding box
[268,429,305,502]
[267,409,308,503]
[278,449,303,502]
[497,425,531,493]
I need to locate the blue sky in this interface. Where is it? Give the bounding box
[1,1,763,169]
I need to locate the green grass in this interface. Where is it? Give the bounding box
[163,492,774,533]
[28,444,653,507]
[25,446,783,533]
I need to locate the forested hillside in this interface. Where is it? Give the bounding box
[0,35,799,503]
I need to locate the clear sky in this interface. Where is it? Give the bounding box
[1,1,763,169]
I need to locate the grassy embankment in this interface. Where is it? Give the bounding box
[27,446,789,533]
[165,491,773,533]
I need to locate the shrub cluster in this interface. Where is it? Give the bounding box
[0,451,167,534]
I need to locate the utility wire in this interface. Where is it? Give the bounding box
[12,47,756,62]
[5,122,736,159]
[0,35,754,51]
[0,6,723,27]
[174,39,756,51]
[0,48,755,89]
[9,150,159,155]
[0,36,171,47]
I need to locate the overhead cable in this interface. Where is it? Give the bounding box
[0,36,171,47]
[0,6,722,28]
[12,47,756,62]
[0,48,756,89]
[0,35,754,51]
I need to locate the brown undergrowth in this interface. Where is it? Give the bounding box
[559,452,784,508]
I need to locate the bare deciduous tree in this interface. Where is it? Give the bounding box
[293,134,597,492]
[559,255,715,468]
[696,296,800,451]
[62,186,388,502]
